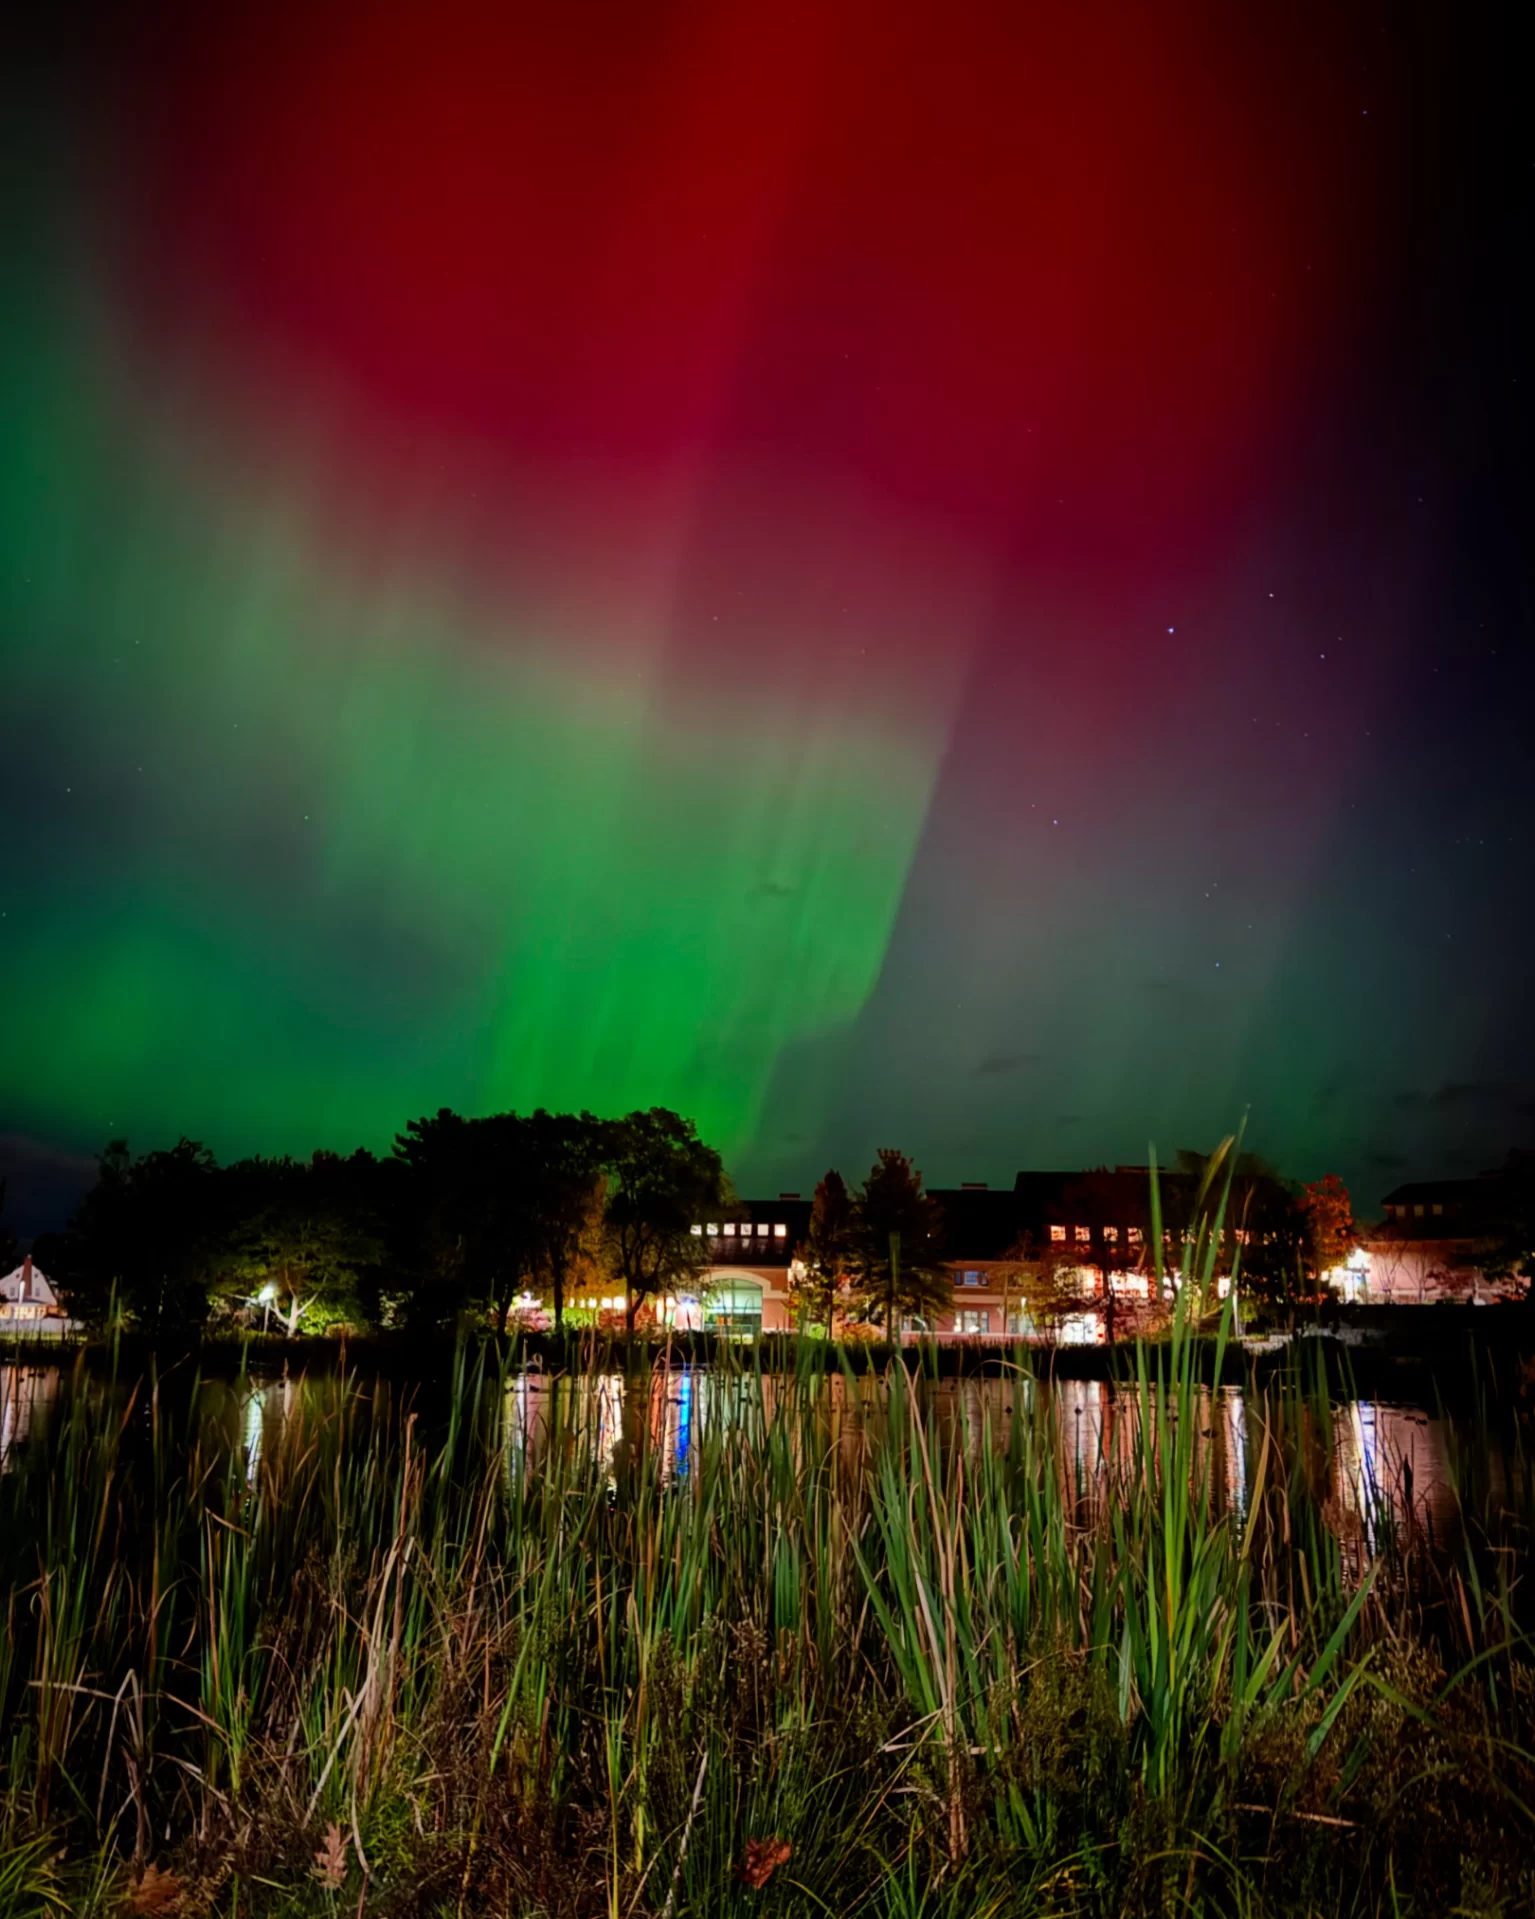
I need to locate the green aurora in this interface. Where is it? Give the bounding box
[2,262,959,1165]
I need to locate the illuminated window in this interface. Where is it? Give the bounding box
[1432,1203,1443,1216]
[1128,1226,1143,1245]
[1074,1225,1090,1244]
[1103,1225,1118,1242]
[1414,1204,1424,1219]
[1050,1224,1067,1243]
[690,1224,703,1236]
[723,1222,736,1235]
[773,1223,788,1238]
[756,1225,770,1237]
[962,1270,981,1287]
[705,1224,719,1237]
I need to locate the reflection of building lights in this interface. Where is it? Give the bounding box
[674,1369,693,1475]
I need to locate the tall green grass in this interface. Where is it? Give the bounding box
[0,1168,1531,1915]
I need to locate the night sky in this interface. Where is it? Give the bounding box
[3,0,1531,1237]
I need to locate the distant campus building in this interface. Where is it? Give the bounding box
[689,1168,1247,1340]
[688,1160,1531,1336]
[1354,1161,1531,1304]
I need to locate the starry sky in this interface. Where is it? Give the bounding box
[2,0,1531,1237]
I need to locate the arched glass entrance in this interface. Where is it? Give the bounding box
[703,1274,763,1338]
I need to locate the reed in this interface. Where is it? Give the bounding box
[0,1177,1531,1915]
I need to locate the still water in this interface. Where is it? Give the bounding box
[2,1360,1525,1561]
[499,1368,1501,1551]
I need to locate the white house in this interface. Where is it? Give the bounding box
[0,1257,77,1336]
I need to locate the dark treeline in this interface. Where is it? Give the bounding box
[32,1107,732,1340]
[27,1124,985,1344]
[23,1122,1532,1346]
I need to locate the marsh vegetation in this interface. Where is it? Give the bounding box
[0,1336,1532,1914]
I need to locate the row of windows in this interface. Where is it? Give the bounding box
[1045,1224,1272,1247]
[691,1223,791,1239]
[1385,1202,1444,1221]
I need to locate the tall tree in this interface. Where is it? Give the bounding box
[1174,1146,1308,1306]
[392,1110,543,1331]
[1477,1151,1535,1300]
[227,1151,385,1335]
[854,1150,950,1337]
[1007,1235,1087,1342]
[522,1110,610,1331]
[602,1109,730,1334]
[0,1177,19,1277]
[1296,1174,1359,1284]
[64,1138,228,1337]
[796,1168,855,1334]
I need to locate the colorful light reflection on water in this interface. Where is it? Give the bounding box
[0,1363,1519,1570]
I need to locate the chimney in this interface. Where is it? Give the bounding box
[20,1254,32,1302]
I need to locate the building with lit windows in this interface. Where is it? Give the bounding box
[1355,1165,1529,1303]
[0,1257,77,1337]
[679,1159,1531,1331]
[690,1170,1200,1340]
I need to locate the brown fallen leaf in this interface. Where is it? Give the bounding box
[123,1864,183,1915]
[312,1821,350,1889]
[736,1837,792,1890]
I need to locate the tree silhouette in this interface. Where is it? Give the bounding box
[795,1168,855,1334]
[1477,1151,1535,1299]
[602,1109,730,1334]
[1174,1147,1308,1306]
[853,1150,950,1337]
[226,1151,385,1334]
[0,1177,18,1277]
[1296,1174,1358,1284]
[522,1110,610,1331]
[392,1111,547,1331]
[65,1138,227,1336]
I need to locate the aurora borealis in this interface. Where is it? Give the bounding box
[3,0,1532,1234]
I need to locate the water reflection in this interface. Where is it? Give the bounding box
[0,1365,60,1470]
[4,1359,1517,1566]
[489,1367,1486,1551]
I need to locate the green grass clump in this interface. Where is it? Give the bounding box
[0,1152,1531,1916]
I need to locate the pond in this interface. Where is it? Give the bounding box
[5,1357,1525,1568]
